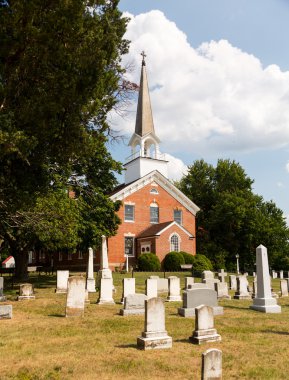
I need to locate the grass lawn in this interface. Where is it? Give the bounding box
[0,272,289,379]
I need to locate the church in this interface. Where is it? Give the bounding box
[107,53,200,269]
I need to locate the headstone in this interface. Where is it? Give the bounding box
[280,279,288,297]
[214,282,231,299]
[167,276,182,302]
[253,272,256,277]
[252,278,257,298]
[178,288,223,317]
[250,245,281,313]
[201,348,222,380]
[146,278,158,299]
[0,277,6,302]
[233,276,251,299]
[137,297,172,350]
[18,283,35,300]
[98,235,113,280]
[190,305,221,344]
[280,270,284,279]
[86,247,96,293]
[188,283,210,290]
[272,270,277,279]
[65,276,86,317]
[202,271,220,290]
[229,275,237,290]
[0,305,12,319]
[217,269,227,283]
[56,270,69,293]
[120,293,147,315]
[97,278,114,304]
[156,278,168,293]
[185,277,195,289]
[121,278,135,303]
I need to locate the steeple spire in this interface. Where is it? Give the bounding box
[135,51,155,137]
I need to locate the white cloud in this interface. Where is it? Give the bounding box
[277,182,284,188]
[165,154,188,181]
[286,162,289,172]
[115,10,289,158]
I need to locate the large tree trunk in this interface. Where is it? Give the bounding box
[13,248,29,281]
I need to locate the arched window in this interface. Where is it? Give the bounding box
[150,202,159,224]
[150,188,159,195]
[170,234,180,252]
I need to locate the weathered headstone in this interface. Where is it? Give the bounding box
[65,276,86,317]
[188,283,210,290]
[250,245,281,313]
[86,247,96,293]
[252,278,257,299]
[146,278,158,299]
[149,276,168,294]
[120,293,147,315]
[0,305,12,319]
[97,278,114,304]
[280,270,284,279]
[229,275,237,291]
[137,297,172,350]
[121,278,135,303]
[18,283,35,300]
[167,276,182,302]
[280,279,288,297]
[217,269,227,283]
[185,277,195,289]
[190,305,221,344]
[272,270,277,279]
[202,271,220,290]
[56,270,69,293]
[0,277,6,302]
[178,288,223,317]
[201,348,222,380]
[233,276,251,299]
[214,282,231,299]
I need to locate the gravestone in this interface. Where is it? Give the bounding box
[272,270,277,279]
[56,270,69,293]
[202,271,220,290]
[280,270,284,279]
[86,247,96,293]
[167,276,182,302]
[214,282,231,299]
[252,278,257,299]
[149,277,168,294]
[65,276,86,317]
[233,276,251,299]
[201,348,222,380]
[146,278,158,299]
[185,277,195,289]
[229,275,237,291]
[0,277,6,302]
[97,278,114,304]
[178,288,223,317]
[0,305,12,319]
[120,293,147,315]
[137,297,172,350]
[280,279,288,297]
[18,283,35,300]
[98,235,113,282]
[188,283,210,290]
[121,278,136,303]
[217,269,227,283]
[250,245,281,313]
[190,305,221,344]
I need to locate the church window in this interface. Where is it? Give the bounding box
[124,237,134,256]
[150,203,159,224]
[170,234,180,252]
[150,188,159,195]
[124,204,135,222]
[174,209,182,225]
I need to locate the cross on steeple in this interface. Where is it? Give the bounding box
[141,50,146,66]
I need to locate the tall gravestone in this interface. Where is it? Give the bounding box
[0,277,6,302]
[280,270,284,279]
[98,235,112,280]
[250,245,281,313]
[65,276,86,317]
[233,276,251,299]
[280,279,288,297]
[56,270,69,293]
[190,305,221,345]
[146,278,158,299]
[86,247,96,293]
[167,276,182,302]
[229,275,237,290]
[201,348,222,380]
[137,297,172,350]
[122,278,135,303]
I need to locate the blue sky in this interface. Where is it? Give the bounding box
[110,0,289,223]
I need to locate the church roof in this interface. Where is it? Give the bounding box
[137,221,194,239]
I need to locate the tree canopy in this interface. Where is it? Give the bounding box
[179,159,289,271]
[0,0,129,278]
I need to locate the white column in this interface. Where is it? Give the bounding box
[86,247,96,293]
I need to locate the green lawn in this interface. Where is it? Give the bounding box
[0,272,288,379]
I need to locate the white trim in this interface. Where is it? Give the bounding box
[157,221,193,238]
[110,170,200,216]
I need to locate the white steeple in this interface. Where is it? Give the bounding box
[124,52,168,184]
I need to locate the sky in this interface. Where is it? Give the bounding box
[109,0,289,223]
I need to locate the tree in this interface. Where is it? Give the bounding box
[179,159,289,270]
[0,0,129,279]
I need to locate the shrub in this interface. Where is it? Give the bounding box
[163,251,185,271]
[191,254,213,276]
[180,251,195,265]
[137,253,161,271]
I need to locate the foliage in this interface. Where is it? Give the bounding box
[179,251,195,264]
[0,0,129,278]
[163,251,185,271]
[137,253,161,272]
[191,254,213,275]
[179,159,289,271]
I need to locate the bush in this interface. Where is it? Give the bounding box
[180,251,195,264]
[191,254,213,276]
[137,253,161,271]
[163,251,185,271]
